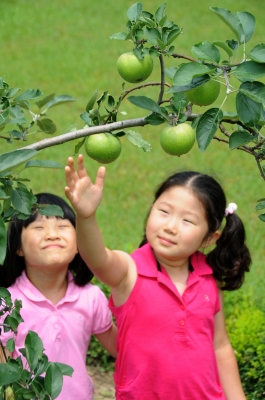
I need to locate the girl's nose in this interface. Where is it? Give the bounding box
[45,224,59,239]
[164,217,177,233]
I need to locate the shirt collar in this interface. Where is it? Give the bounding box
[15,270,80,304]
[131,243,213,277]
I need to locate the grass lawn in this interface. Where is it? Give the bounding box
[1,0,265,309]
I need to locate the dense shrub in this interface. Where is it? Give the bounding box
[226,293,265,399]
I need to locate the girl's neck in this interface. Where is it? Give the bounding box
[155,256,191,296]
[26,267,68,305]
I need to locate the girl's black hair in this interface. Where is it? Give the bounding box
[140,171,251,291]
[0,193,93,288]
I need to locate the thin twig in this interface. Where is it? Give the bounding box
[157,54,165,105]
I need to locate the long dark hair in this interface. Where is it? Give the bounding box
[140,171,251,291]
[0,193,93,288]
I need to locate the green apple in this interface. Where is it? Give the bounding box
[117,52,153,83]
[160,123,196,156]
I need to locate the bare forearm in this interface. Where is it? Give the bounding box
[76,214,109,270]
[215,344,246,400]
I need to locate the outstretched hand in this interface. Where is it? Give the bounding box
[65,154,106,219]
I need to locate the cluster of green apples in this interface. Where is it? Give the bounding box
[84,52,220,163]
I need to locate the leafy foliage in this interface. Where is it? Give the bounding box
[226,293,265,399]
[0,289,73,399]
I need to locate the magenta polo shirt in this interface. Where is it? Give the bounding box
[2,271,112,400]
[109,244,226,400]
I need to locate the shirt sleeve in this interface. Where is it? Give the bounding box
[91,285,113,335]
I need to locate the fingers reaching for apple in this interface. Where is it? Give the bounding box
[65,154,106,218]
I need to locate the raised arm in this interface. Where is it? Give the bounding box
[65,155,137,296]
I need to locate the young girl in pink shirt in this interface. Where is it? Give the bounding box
[65,154,251,400]
[0,192,117,400]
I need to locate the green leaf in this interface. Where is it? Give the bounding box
[74,137,86,155]
[25,160,64,169]
[248,44,265,63]
[11,188,32,215]
[0,363,21,386]
[210,8,255,44]
[236,11,256,43]
[109,32,127,40]
[173,62,213,86]
[127,2,143,22]
[45,95,75,110]
[196,108,223,152]
[0,215,7,264]
[143,27,161,45]
[234,61,265,82]
[14,89,43,102]
[192,41,220,63]
[155,2,166,24]
[168,75,210,94]
[6,338,15,353]
[25,331,44,362]
[236,92,262,127]
[144,113,165,125]
[37,118,57,134]
[172,92,189,112]
[4,316,19,332]
[125,130,152,152]
[86,90,99,112]
[212,41,233,57]
[258,213,265,222]
[239,81,265,105]
[80,111,92,126]
[128,96,162,114]
[0,149,38,173]
[44,363,63,398]
[55,362,74,377]
[165,67,178,80]
[39,205,64,218]
[255,201,265,211]
[167,28,182,46]
[35,93,55,109]
[229,131,254,150]
[6,87,21,98]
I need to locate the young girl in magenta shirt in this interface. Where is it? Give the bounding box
[65,154,251,400]
[0,192,117,400]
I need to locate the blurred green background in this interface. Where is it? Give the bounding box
[1,0,265,310]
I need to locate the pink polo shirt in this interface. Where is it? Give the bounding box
[109,244,225,400]
[2,271,112,400]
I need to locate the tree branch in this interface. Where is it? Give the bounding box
[22,117,148,151]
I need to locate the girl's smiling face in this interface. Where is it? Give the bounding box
[146,186,217,266]
[18,215,78,271]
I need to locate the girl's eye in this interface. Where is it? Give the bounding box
[183,219,193,224]
[159,209,168,214]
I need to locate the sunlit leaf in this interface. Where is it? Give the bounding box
[234,61,265,82]
[25,160,64,169]
[0,149,38,173]
[248,44,265,63]
[127,2,142,22]
[45,95,75,110]
[14,89,43,102]
[192,41,220,63]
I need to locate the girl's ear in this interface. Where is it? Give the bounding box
[17,249,24,257]
[201,230,221,249]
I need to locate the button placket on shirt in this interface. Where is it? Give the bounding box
[52,307,61,342]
